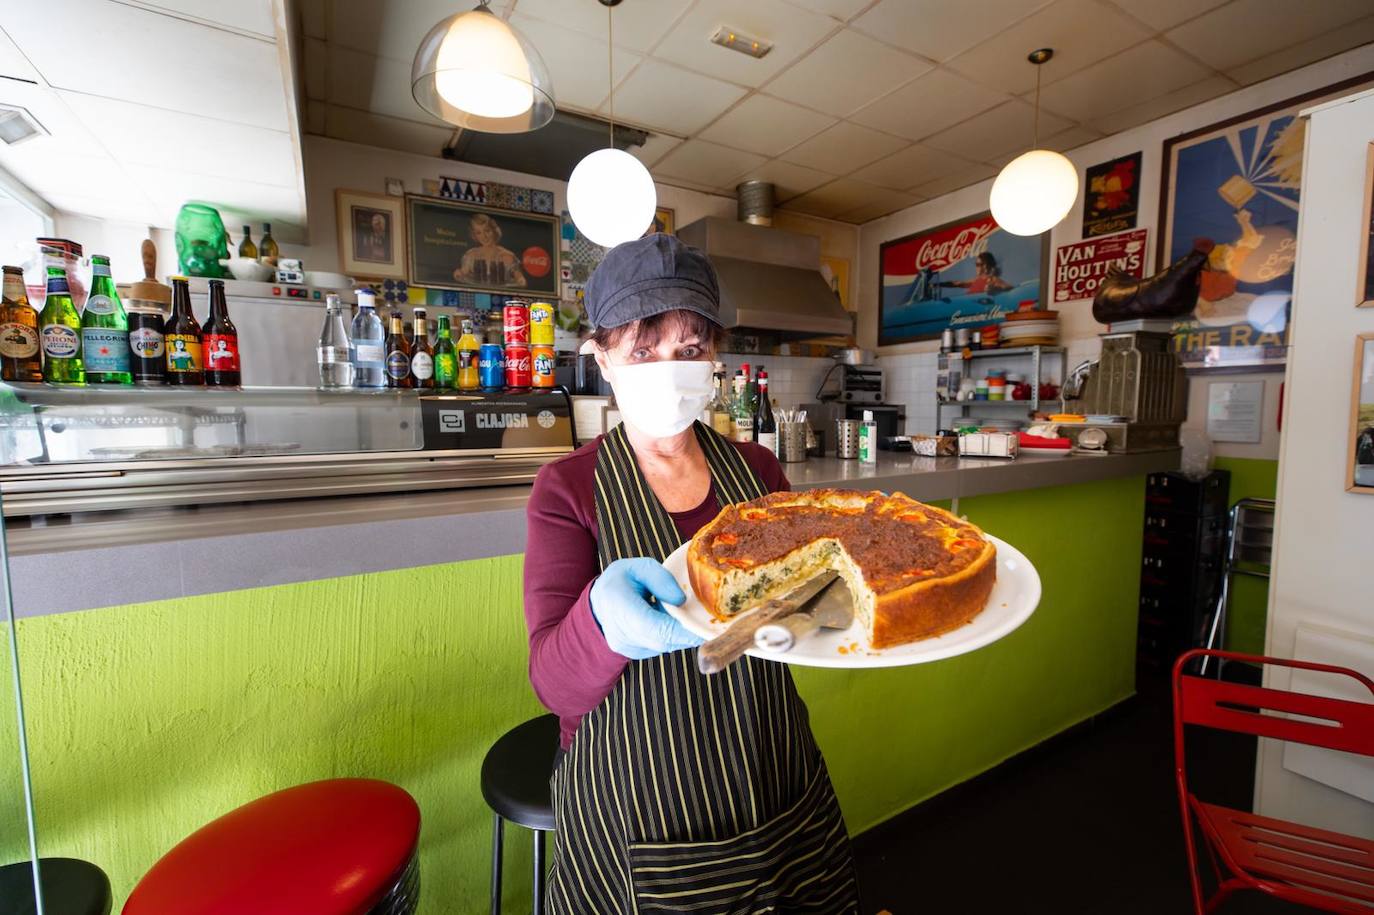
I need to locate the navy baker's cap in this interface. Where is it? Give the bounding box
[584,233,722,330]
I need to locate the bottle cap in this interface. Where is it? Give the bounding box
[863,410,874,421]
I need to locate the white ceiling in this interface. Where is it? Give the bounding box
[300,0,1374,223]
[0,0,307,238]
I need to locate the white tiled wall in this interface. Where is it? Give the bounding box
[878,351,939,435]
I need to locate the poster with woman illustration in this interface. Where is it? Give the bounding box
[406,195,559,295]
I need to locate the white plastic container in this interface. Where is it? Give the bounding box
[859,410,878,464]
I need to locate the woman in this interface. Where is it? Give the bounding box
[454,213,527,288]
[524,235,858,913]
[944,251,1012,295]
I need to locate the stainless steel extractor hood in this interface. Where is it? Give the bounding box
[676,216,853,338]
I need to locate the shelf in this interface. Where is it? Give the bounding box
[937,400,1037,408]
[954,345,1066,358]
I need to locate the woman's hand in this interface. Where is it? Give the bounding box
[590,558,704,660]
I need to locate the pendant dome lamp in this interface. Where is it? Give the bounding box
[567,0,657,248]
[989,49,1079,237]
[411,1,555,133]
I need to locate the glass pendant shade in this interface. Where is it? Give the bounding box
[411,6,555,133]
[568,148,657,248]
[990,148,1079,236]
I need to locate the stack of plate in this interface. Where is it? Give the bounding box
[999,309,1059,346]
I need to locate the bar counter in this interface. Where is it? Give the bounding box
[8,447,1178,617]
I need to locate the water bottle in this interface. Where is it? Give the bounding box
[349,288,385,388]
[317,294,353,388]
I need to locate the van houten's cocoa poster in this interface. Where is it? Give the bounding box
[1051,229,1149,304]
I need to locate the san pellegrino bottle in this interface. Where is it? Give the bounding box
[1,265,42,382]
[81,255,132,385]
[433,314,457,389]
[317,294,353,388]
[349,288,385,388]
[238,225,257,260]
[39,257,84,385]
[456,319,480,390]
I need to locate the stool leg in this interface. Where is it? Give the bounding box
[490,814,504,915]
[533,829,546,915]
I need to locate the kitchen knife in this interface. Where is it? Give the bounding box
[754,577,854,654]
[697,571,839,675]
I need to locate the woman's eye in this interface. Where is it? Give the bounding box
[630,349,652,361]
[679,345,702,359]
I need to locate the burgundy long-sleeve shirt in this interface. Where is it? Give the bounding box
[524,434,789,748]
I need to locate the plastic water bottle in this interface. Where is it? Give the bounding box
[349,288,385,388]
[317,294,353,388]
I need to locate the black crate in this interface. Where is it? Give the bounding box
[1145,470,1231,516]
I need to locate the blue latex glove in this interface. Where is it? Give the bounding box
[590,558,704,660]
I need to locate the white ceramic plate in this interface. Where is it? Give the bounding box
[662,534,1041,669]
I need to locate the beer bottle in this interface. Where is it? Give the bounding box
[409,311,435,390]
[38,257,84,385]
[238,225,257,260]
[0,265,42,382]
[433,314,457,389]
[384,311,411,389]
[259,222,279,265]
[163,276,204,385]
[202,279,241,386]
[456,319,480,390]
[81,255,133,385]
[128,307,166,386]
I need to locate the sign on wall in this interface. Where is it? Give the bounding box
[1052,229,1148,304]
[1082,152,1142,238]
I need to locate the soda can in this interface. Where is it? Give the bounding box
[503,300,530,346]
[504,344,531,389]
[128,309,166,385]
[529,301,555,346]
[531,344,555,388]
[478,342,505,390]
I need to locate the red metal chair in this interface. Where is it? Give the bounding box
[1172,648,1374,914]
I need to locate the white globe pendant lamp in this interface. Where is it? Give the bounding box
[989,49,1079,237]
[567,0,657,248]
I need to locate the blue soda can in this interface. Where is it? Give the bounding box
[478,342,505,390]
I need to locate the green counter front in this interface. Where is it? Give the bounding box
[3,471,1147,911]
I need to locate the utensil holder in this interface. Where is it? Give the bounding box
[835,419,860,459]
[779,421,809,463]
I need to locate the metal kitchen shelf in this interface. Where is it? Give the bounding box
[935,345,1067,420]
[963,345,1066,358]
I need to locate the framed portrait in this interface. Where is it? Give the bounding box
[1158,73,1374,371]
[1082,151,1141,238]
[336,189,406,280]
[406,194,560,296]
[1349,333,1374,493]
[1358,143,1374,308]
[650,206,675,236]
[878,210,1048,345]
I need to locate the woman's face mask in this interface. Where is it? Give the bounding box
[603,359,715,439]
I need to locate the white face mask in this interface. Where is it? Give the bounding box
[605,360,715,438]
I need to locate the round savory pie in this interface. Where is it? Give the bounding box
[687,489,997,649]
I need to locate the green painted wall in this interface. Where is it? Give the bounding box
[1212,457,1278,656]
[1,474,1143,912]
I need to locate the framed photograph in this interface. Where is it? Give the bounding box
[406,194,559,296]
[336,189,406,280]
[1082,151,1142,238]
[878,210,1048,345]
[1358,143,1374,308]
[649,206,675,236]
[1159,73,1374,371]
[1349,333,1374,493]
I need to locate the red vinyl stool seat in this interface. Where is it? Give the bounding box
[123,778,421,915]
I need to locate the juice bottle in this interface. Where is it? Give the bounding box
[456,319,480,390]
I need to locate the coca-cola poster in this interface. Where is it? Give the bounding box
[1051,229,1148,303]
[406,194,560,296]
[878,210,1047,344]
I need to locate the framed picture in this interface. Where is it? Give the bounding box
[1349,333,1374,493]
[1082,151,1141,238]
[878,210,1048,345]
[336,189,406,280]
[1159,73,1374,371]
[820,255,851,310]
[406,194,559,295]
[1358,143,1374,308]
[650,206,675,236]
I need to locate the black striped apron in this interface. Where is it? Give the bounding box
[546,422,859,914]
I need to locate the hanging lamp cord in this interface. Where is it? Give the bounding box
[607,1,615,148]
[1032,61,1041,149]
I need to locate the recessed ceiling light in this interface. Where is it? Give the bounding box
[0,105,46,146]
[710,26,772,59]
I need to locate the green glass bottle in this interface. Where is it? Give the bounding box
[39,259,84,385]
[434,314,457,389]
[81,255,132,385]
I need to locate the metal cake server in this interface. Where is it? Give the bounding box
[697,571,839,675]
[753,577,854,654]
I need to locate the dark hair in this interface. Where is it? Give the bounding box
[976,252,1000,274]
[590,308,723,353]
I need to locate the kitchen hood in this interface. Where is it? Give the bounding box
[676,217,853,338]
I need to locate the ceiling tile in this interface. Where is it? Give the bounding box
[326,0,513,63]
[600,60,747,134]
[1033,41,1212,123]
[323,103,452,158]
[1102,0,1229,31]
[849,68,1009,141]
[630,134,683,169]
[698,95,836,156]
[1167,0,1374,71]
[781,120,908,172]
[653,0,839,89]
[327,46,447,126]
[922,99,1071,164]
[945,0,1154,95]
[303,37,327,100]
[133,0,277,38]
[126,165,304,227]
[42,193,162,226]
[1087,75,1237,134]
[0,80,105,159]
[512,0,692,52]
[840,192,923,223]
[850,144,984,190]
[982,125,1103,170]
[764,29,932,117]
[781,0,875,19]
[653,140,768,188]
[1226,15,1374,85]
[852,0,1054,63]
[779,177,893,219]
[508,13,642,112]
[0,26,41,82]
[911,162,997,199]
[299,0,326,39]
[725,159,835,200]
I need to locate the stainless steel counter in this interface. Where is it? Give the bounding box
[7,448,1178,617]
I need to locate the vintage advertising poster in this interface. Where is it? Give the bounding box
[878,211,1046,345]
[1052,229,1148,303]
[1082,152,1141,238]
[406,195,559,295]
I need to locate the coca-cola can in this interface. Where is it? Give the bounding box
[504,344,531,389]
[503,300,530,346]
[531,344,555,388]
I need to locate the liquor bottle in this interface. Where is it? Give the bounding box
[349,288,385,388]
[39,258,85,385]
[709,363,733,437]
[202,279,241,386]
[385,311,411,389]
[163,276,203,385]
[238,225,257,260]
[81,255,132,385]
[433,315,457,389]
[259,223,279,265]
[732,364,754,443]
[456,319,480,390]
[0,265,42,382]
[409,311,435,389]
[317,294,353,389]
[754,368,777,454]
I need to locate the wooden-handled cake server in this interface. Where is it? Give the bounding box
[697,571,838,675]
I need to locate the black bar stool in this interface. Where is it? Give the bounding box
[0,857,111,914]
[480,714,560,915]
